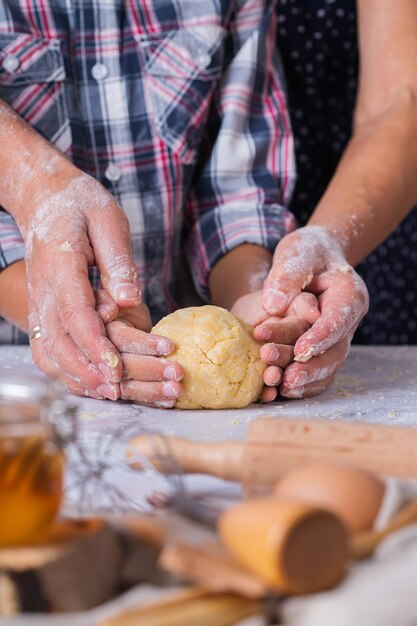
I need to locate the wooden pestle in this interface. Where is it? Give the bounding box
[218,499,349,594]
[115,506,348,596]
[127,417,417,494]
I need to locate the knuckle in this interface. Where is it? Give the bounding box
[60,303,86,328]
[103,254,137,283]
[106,320,124,341]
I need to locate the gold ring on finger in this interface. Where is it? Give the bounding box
[30,325,42,340]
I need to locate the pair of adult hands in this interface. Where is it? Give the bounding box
[25,170,368,406]
[232,228,369,401]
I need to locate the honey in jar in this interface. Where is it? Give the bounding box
[0,374,66,546]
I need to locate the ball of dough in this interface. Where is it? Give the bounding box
[152,306,266,410]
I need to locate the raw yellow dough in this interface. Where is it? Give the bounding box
[152,305,266,410]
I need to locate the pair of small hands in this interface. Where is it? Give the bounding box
[25,169,369,406]
[232,289,320,403]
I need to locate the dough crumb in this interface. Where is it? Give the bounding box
[103,351,119,368]
[294,346,315,363]
[301,273,314,289]
[59,240,73,252]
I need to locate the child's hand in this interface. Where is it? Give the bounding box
[96,291,183,408]
[231,290,319,402]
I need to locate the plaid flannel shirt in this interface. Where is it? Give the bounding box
[0,0,295,344]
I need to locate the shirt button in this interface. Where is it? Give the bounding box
[195,51,211,69]
[105,163,122,182]
[2,54,20,73]
[91,62,108,81]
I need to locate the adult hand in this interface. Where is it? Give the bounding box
[25,164,141,400]
[232,290,319,402]
[95,291,183,408]
[261,225,369,398]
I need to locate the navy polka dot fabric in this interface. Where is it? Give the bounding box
[277,0,417,344]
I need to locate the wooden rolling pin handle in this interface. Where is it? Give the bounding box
[127,435,244,482]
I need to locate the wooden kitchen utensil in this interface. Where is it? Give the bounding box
[97,587,261,626]
[350,498,417,559]
[159,540,269,598]
[118,502,348,597]
[218,499,349,594]
[153,496,417,597]
[128,417,417,493]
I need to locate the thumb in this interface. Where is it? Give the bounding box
[262,233,320,315]
[288,292,321,325]
[88,205,141,307]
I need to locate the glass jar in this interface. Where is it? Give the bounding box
[0,372,70,546]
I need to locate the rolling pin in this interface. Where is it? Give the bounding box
[127,417,417,494]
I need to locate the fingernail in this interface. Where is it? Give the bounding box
[293,372,309,386]
[97,383,119,401]
[258,326,272,341]
[264,288,288,313]
[285,386,305,398]
[114,283,141,303]
[163,382,179,398]
[158,339,173,355]
[267,346,279,361]
[294,346,315,363]
[102,351,119,369]
[164,365,182,381]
